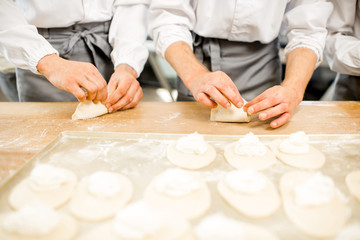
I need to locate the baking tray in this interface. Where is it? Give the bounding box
[0,131,359,240]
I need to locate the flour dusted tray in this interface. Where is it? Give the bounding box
[0,131,359,239]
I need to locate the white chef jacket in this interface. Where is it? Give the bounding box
[0,0,149,76]
[149,0,333,67]
[326,0,360,76]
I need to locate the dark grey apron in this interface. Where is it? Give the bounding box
[177,33,282,102]
[16,21,114,102]
[331,73,360,101]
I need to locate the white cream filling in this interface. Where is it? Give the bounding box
[87,171,122,198]
[234,132,267,157]
[225,169,268,194]
[279,131,310,154]
[28,164,69,192]
[2,203,60,236]
[175,132,208,155]
[154,168,201,197]
[294,173,335,207]
[112,201,165,239]
[195,213,244,240]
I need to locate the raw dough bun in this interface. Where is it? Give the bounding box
[69,172,133,221]
[194,213,278,240]
[280,171,347,238]
[346,170,360,201]
[0,213,77,240]
[210,101,250,122]
[167,142,216,170]
[72,100,108,120]
[144,170,211,220]
[270,139,325,169]
[224,142,277,170]
[217,171,280,218]
[8,168,77,210]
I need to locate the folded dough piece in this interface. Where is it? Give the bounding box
[72,101,108,120]
[210,101,250,122]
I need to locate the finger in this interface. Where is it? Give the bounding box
[71,85,86,102]
[215,78,243,108]
[196,92,217,108]
[258,102,289,121]
[108,81,140,112]
[107,77,133,106]
[270,112,291,128]
[246,96,279,116]
[203,86,230,109]
[121,87,143,110]
[80,80,98,102]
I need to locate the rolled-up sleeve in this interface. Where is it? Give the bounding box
[284,0,333,68]
[109,0,150,76]
[0,0,58,74]
[149,0,195,58]
[326,0,360,76]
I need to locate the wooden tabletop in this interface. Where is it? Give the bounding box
[0,101,359,183]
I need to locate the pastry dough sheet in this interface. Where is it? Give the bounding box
[0,132,359,240]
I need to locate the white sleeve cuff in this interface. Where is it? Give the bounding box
[284,40,323,68]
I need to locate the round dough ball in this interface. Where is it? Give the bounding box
[8,167,77,210]
[345,170,360,202]
[144,169,211,220]
[280,171,347,238]
[167,142,216,170]
[217,170,280,218]
[0,213,77,240]
[69,172,133,221]
[224,142,277,170]
[270,139,325,169]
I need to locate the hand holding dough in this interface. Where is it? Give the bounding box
[72,100,108,120]
[210,100,250,122]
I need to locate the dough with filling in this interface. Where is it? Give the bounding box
[224,142,277,171]
[217,170,280,218]
[144,169,211,219]
[69,172,133,221]
[72,100,108,120]
[346,170,360,202]
[8,166,77,210]
[280,171,347,238]
[210,101,250,122]
[167,142,216,170]
[270,139,325,169]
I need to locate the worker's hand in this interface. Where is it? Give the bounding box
[187,70,243,109]
[244,85,302,128]
[37,54,108,103]
[105,64,143,113]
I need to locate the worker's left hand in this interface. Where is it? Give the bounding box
[244,85,302,128]
[105,64,143,113]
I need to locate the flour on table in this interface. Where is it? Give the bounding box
[346,170,360,202]
[270,131,325,169]
[76,201,194,240]
[0,203,77,240]
[210,100,250,123]
[280,171,347,238]
[144,168,211,220]
[218,169,280,218]
[195,213,279,240]
[224,132,277,170]
[69,171,133,221]
[72,100,108,120]
[167,132,216,170]
[8,164,77,209]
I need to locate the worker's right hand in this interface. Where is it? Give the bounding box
[36,54,108,103]
[187,70,244,109]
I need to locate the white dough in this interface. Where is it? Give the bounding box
[144,169,211,220]
[167,139,216,170]
[270,139,325,169]
[72,100,108,120]
[8,165,77,210]
[218,170,280,218]
[210,101,251,122]
[346,170,360,202]
[76,201,194,240]
[280,171,347,238]
[194,213,279,240]
[69,171,133,221]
